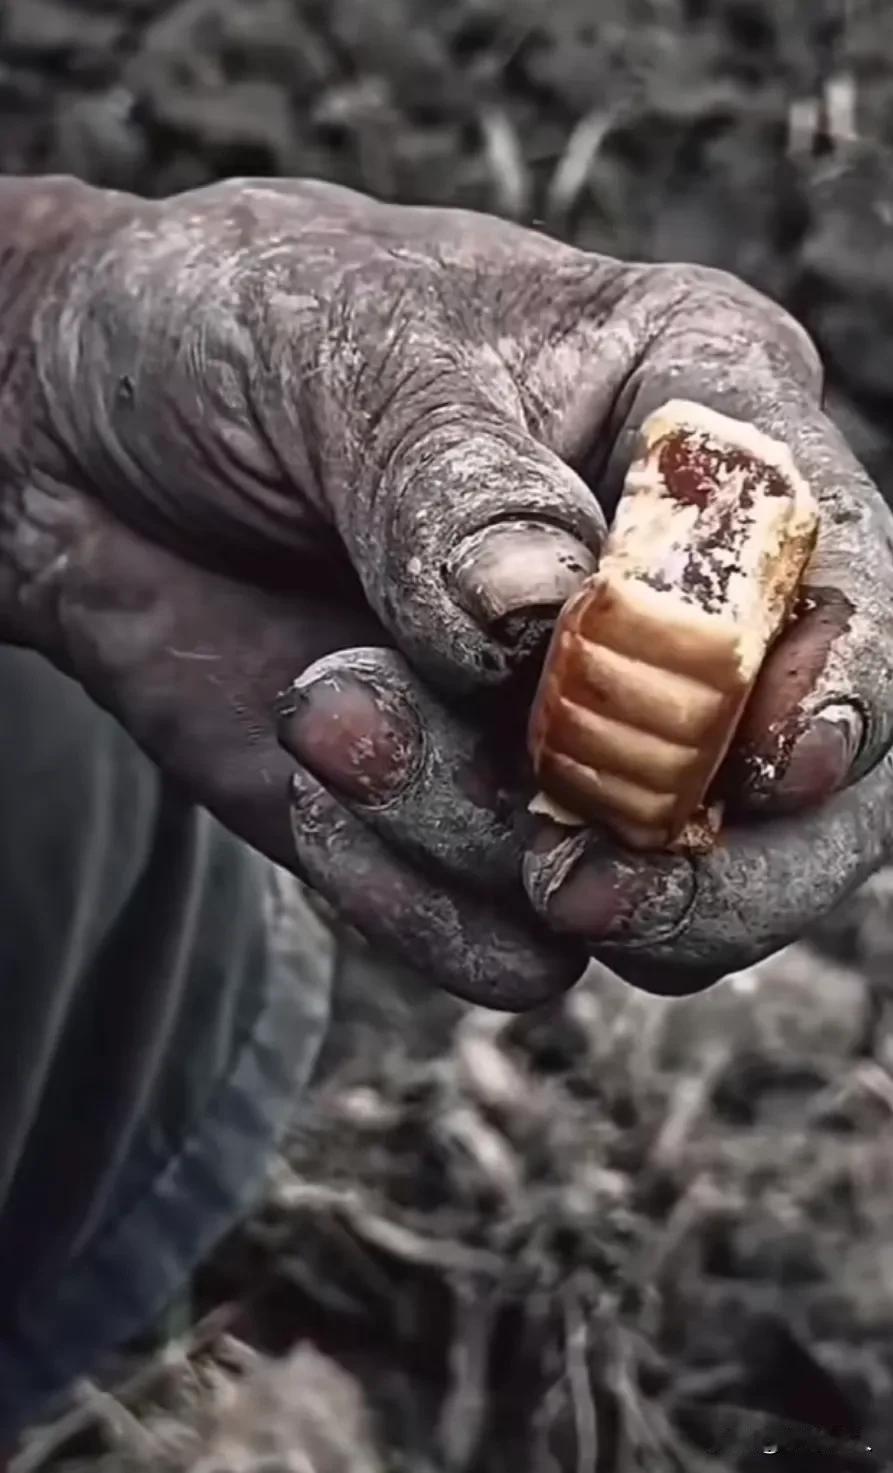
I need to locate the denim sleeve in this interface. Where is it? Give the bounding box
[0,646,335,1445]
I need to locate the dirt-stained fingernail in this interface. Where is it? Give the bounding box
[524,832,695,944]
[447,520,597,629]
[277,671,423,806]
[770,702,864,812]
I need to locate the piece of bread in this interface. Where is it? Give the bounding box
[528,399,820,851]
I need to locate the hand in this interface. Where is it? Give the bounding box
[5,177,893,1005]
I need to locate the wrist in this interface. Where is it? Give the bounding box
[0,177,120,351]
[0,177,124,649]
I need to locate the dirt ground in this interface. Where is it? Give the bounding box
[5,1,893,1470]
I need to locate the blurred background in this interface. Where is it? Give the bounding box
[5,2,893,1471]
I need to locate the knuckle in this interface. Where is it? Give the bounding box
[646,261,823,391]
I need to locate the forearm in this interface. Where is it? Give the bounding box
[0,174,359,652]
[0,177,111,323]
[0,177,128,647]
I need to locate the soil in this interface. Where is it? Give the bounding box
[4,2,893,1471]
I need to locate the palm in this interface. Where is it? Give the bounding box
[57,497,388,868]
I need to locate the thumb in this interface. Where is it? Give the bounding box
[334,384,605,690]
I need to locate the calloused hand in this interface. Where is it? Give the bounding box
[4,176,892,1006]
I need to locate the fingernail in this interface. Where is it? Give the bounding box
[277,671,423,805]
[447,520,597,628]
[524,833,695,944]
[772,702,864,812]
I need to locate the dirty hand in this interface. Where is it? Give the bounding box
[3,176,892,1006]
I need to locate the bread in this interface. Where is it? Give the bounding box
[528,400,820,851]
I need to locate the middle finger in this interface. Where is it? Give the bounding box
[522,750,893,995]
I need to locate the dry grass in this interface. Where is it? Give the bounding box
[14,902,893,1471]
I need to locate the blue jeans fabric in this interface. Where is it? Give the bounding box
[0,648,334,1445]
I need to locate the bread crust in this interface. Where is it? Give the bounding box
[528,400,820,851]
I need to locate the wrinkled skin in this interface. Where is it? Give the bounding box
[2,174,892,1008]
